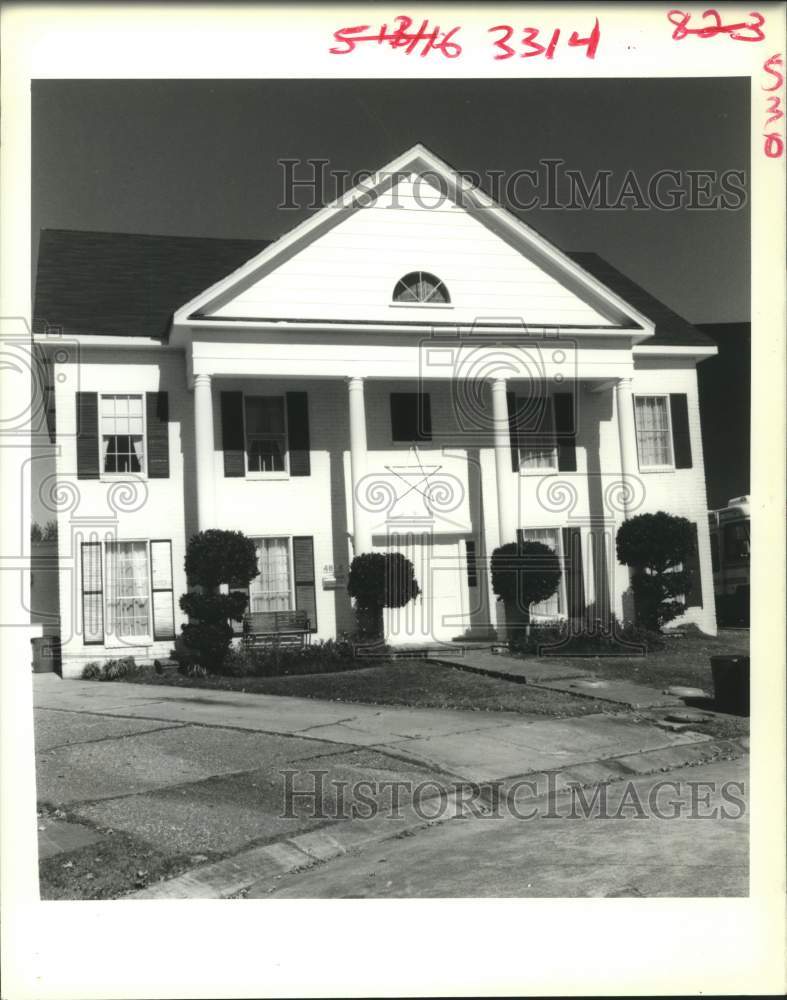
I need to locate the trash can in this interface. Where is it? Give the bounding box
[710,655,750,716]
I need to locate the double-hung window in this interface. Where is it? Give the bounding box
[105,541,151,640]
[245,396,287,474]
[248,537,293,612]
[101,394,145,474]
[516,396,558,472]
[520,528,564,618]
[633,395,673,470]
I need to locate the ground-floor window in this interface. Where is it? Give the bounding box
[520,527,564,618]
[80,538,175,645]
[249,536,293,612]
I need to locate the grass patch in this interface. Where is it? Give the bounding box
[116,660,609,717]
[541,628,749,691]
[38,809,198,900]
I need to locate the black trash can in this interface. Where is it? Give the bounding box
[710,655,750,716]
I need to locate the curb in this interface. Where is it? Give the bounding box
[125,736,747,900]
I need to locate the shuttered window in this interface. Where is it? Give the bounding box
[633,395,673,469]
[100,394,145,474]
[518,528,564,618]
[222,390,311,477]
[509,394,575,473]
[249,537,292,612]
[80,541,104,644]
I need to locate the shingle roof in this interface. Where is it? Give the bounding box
[34,229,271,339]
[566,252,716,348]
[34,229,713,348]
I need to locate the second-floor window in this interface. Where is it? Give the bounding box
[633,395,673,469]
[245,395,287,473]
[101,394,145,474]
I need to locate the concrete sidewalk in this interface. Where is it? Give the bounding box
[34,674,711,783]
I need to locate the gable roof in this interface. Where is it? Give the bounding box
[33,229,270,340]
[33,229,713,349]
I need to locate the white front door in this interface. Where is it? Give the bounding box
[384,534,467,645]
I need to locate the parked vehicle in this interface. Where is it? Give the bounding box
[708,496,750,626]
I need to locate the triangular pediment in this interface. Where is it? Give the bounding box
[174,145,653,336]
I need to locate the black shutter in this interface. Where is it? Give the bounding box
[506,392,520,472]
[292,536,317,632]
[80,541,104,644]
[562,527,585,621]
[220,391,245,477]
[76,392,100,480]
[419,393,432,441]
[669,394,692,469]
[554,392,577,472]
[146,392,170,479]
[684,522,703,608]
[390,392,432,442]
[286,392,311,476]
[150,540,176,639]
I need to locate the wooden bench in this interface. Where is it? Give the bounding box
[242,609,312,647]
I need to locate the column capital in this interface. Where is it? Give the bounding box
[346,375,365,387]
[193,372,212,388]
[615,376,633,389]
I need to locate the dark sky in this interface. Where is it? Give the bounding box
[31,77,750,324]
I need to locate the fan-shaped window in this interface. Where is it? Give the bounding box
[393,272,450,305]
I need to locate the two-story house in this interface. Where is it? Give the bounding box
[33,144,718,677]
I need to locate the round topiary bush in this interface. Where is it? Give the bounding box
[184,529,259,591]
[616,511,695,631]
[347,551,420,639]
[490,539,562,629]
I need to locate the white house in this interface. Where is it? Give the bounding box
[32,144,718,677]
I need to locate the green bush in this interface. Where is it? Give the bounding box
[81,661,103,680]
[184,529,259,591]
[220,638,373,678]
[490,540,562,627]
[347,552,420,638]
[81,656,140,681]
[616,512,695,631]
[509,621,664,657]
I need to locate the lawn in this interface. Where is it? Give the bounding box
[118,659,609,717]
[543,628,750,691]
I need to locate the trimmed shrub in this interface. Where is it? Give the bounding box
[490,540,562,627]
[509,620,664,657]
[347,552,420,638]
[81,661,102,680]
[616,512,696,631]
[220,638,377,678]
[100,657,139,681]
[180,529,259,671]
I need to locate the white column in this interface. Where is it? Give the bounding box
[348,377,372,555]
[491,377,517,545]
[614,376,637,518]
[193,373,216,530]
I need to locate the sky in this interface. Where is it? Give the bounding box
[31,77,750,325]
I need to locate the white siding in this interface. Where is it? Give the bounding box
[212,176,614,327]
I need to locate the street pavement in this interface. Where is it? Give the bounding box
[34,675,747,898]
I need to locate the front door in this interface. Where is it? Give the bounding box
[384,534,467,644]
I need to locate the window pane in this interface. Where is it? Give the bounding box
[635,396,671,467]
[106,541,150,638]
[522,528,561,616]
[247,438,285,472]
[101,395,145,473]
[245,396,285,434]
[249,537,292,612]
[518,396,557,470]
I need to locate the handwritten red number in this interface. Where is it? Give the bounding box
[520,27,545,58]
[763,53,784,90]
[545,29,561,60]
[568,19,600,58]
[668,9,765,42]
[489,25,515,60]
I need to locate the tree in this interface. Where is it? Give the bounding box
[347,551,420,639]
[616,511,695,631]
[490,539,562,629]
[180,529,259,670]
[31,520,57,543]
